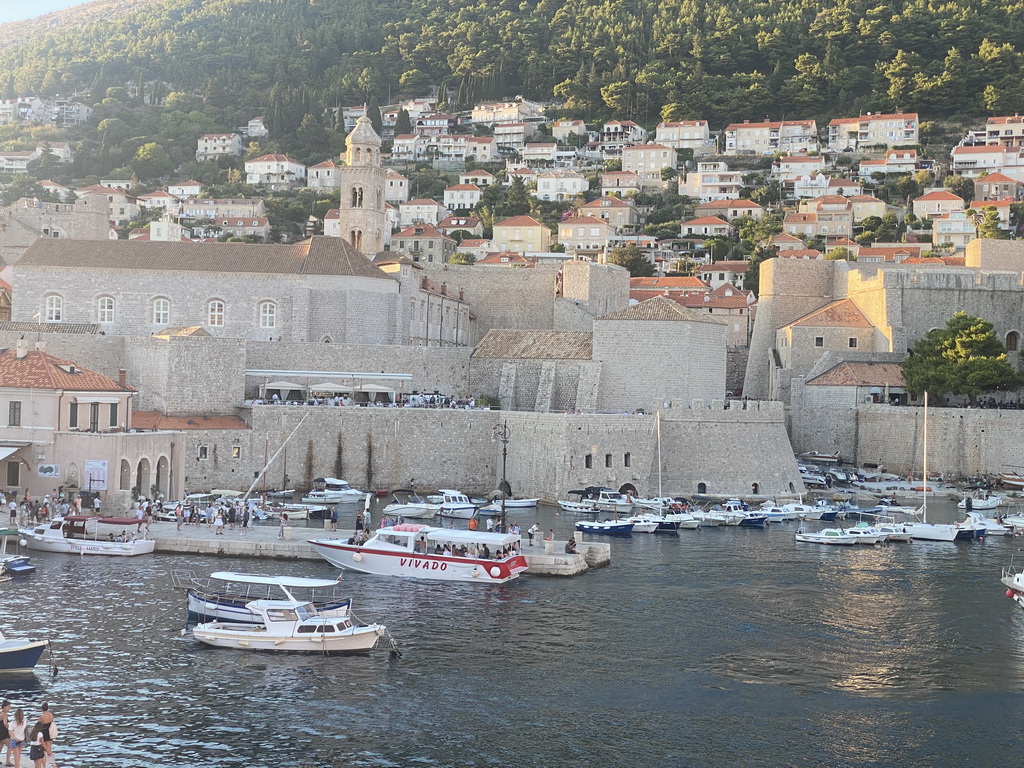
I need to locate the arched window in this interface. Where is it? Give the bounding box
[44,294,63,322]
[97,296,114,324]
[1007,332,1020,352]
[152,298,170,325]
[321,336,333,343]
[258,301,277,329]
[697,482,707,494]
[207,300,225,327]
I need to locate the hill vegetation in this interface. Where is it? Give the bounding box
[0,0,1022,135]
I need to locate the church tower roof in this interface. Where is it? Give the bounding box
[347,115,382,148]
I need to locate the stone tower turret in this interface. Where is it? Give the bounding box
[336,115,387,255]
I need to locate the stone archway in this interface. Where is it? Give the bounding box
[119,459,131,491]
[155,456,169,498]
[136,458,151,498]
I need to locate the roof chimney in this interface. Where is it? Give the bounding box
[118,369,127,387]
[15,338,27,360]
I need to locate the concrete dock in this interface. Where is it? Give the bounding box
[148,520,609,576]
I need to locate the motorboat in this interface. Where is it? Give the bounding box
[795,528,858,545]
[951,514,989,540]
[173,570,352,624]
[502,498,540,508]
[957,492,1002,510]
[309,524,528,583]
[301,478,368,504]
[192,584,385,654]
[662,510,700,529]
[1001,553,1024,597]
[798,451,841,465]
[381,489,440,520]
[0,530,33,575]
[799,467,829,488]
[435,490,478,519]
[1000,473,1024,490]
[20,516,155,556]
[783,503,819,520]
[265,489,296,499]
[845,523,884,544]
[901,518,959,542]
[267,503,331,521]
[758,503,790,523]
[738,513,769,527]
[874,517,912,542]
[961,511,1010,536]
[623,514,663,533]
[0,629,48,671]
[575,519,634,536]
[557,498,599,514]
[688,508,723,527]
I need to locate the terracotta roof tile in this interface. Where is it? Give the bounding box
[132,411,249,430]
[807,362,905,387]
[0,321,99,334]
[472,330,593,359]
[630,277,708,289]
[787,299,873,329]
[494,215,545,228]
[0,349,133,391]
[599,295,725,324]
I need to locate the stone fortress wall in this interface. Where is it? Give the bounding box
[0,198,108,267]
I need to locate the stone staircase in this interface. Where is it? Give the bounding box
[574,361,602,413]
[498,362,517,411]
[534,361,557,412]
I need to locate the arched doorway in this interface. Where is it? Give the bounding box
[119,459,131,491]
[751,482,760,494]
[697,482,707,494]
[156,456,169,498]
[789,482,795,493]
[136,458,151,498]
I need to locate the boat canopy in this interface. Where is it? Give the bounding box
[378,525,520,545]
[209,571,342,589]
[96,517,141,525]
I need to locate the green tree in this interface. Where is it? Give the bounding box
[449,252,476,265]
[606,244,655,277]
[131,142,173,180]
[825,246,856,261]
[975,206,1007,239]
[944,174,974,202]
[503,176,530,216]
[394,109,412,136]
[901,311,1024,406]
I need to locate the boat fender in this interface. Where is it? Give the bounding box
[353,552,363,562]
[1007,590,1015,599]
[19,539,26,547]
[489,566,501,578]
[238,641,250,647]
[275,639,286,646]
[471,568,480,578]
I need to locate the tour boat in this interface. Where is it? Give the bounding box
[574,519,634,536]
[20,516,155,556]
[174,570,352,624]
[435,490,479,519]
[795,528,858,545]
[0,629,49,671]
[309,524,528,584]
[381,489,440,519]
[301,477,368,504]
[192,580,385,654]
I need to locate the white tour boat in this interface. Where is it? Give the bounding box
[309,524,528,583]
[21,516,156,556]
[192,577,385,654]
[795,528,858,545]
[301,477,368,504]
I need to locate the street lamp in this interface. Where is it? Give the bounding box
[491,420,510,531]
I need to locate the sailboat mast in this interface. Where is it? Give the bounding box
[656,410,663,498]
[923,392,928,523]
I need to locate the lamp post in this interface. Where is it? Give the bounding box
[492,420,510,531]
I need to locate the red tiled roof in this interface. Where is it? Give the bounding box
[495,215,546,228]
[787,299,873,329]
[0,349,134,392]
[915,190,964,202]
[808,362,905,387]
[132,411,249,430]
[698,260,750,273]
[393,223,452,240]
[697,199,763,210]
[682,216,730,227]
[976,172,1018,183]
[630,276,708,289]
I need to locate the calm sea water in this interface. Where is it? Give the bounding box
[8,499,1024,768]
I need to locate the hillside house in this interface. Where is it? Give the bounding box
[534,171,588,202]
[492,215,552,254]
[723,120,819,155]
[244,154,306,190]
[195,133,242,161]
[826,113,918,151]
[654,121,712,154]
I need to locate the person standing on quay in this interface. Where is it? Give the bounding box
[35,702,54,766]
[241,506,250,535]
[528,523,540,546]
[6,707,25,767]
[0,700,9,762]
[175,502,184,531]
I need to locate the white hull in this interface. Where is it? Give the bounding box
[901,522,959,542]
[193,622,383,652]
[957,496,1001,510]
[310,539,526,583]
[301,491,367,504]
[381,502,439,519]
[437,505,477,519]
[502,499,539,508]
[558,500,597,514]
[795,529,858,545]
[21,531,154,557]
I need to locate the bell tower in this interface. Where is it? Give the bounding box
[335,115,387,255]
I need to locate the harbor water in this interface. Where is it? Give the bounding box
[8,498,1024,767]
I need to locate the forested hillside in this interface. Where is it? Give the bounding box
[0,0,1023,130]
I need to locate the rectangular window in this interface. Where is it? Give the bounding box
[849,337,858,349]
[6,461,19,487]
[89,403,100,432]
[69,402,78,428]
[198,446,209,460]
[605,454,612,468]
[109,403,118,428]
[814,337,824,347]
[584,454,593,469]
[231,446,241,459]
[8,401,21,427]
[624,452,631,467]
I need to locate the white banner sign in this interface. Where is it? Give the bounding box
[37,464,60,479]
[84,460,108,491]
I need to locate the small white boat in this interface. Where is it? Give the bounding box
[310,524,527,583]
[192,582,385,654]
[301,477,368,504]
[502,498,540,508]
[21,516,155,557]
[901,519,959,542]
[557,499,599,514]
[575,519,634,536]
[381,490,440,520]
[174,570,352,624]
[265,489,296,499]
[623,515,661,533]
[0,628,48,671]
[436,490,478,519]
[795,528,858,545]
[689,508,723,527]
[957,492,1002,510]
[962,511,1010,536]
[846,523,884,544]
[875,517,912,542]
[798,451,841,465]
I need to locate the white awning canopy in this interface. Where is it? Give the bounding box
[75,396,120,404]
[0,446,20,462]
